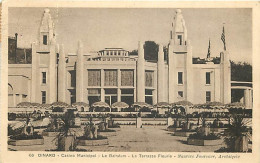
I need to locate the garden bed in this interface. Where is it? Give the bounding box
[167,127,182,132]
[42,131,60,137]
[8,138,44,146]
[174,131,196,137]
[187,138,223,146]
[76,135,108,146]
[210,128,226,133]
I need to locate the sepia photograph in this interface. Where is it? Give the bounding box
[6,6,253,153]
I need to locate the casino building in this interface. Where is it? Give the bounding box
[8,9,232,108]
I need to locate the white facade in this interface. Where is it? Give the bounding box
[8,9,232,107]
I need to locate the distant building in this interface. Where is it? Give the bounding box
[8,9,233,108]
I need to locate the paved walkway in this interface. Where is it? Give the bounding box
[79,126,225,152]
[9,126,225,152]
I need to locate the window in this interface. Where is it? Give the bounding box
[104,89,117,106]
[178,91,183,98]
[177,35,182,45]
[145,89,153,105]
[121,89,134,106]
[88,70,101,86]
[104,70,117,86]
[42,72,46,84]
[88,89,101,106]
[42,91,46,104]
[69,90,76,105]
[178,72,183,84]
[121,70,134,86]
[206,72,211,84]
[145,71,154,87]
[206,91,211,102]
[69,70,76,87]
[43,35,47,45]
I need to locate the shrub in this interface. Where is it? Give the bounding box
[10,132,43,140]
[8,113,17,121]
[77,135,107,140]
[188,133,220,140]
[97,129,115,132]
[8,125,23,136]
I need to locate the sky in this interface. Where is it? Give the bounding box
[8,7,252,63]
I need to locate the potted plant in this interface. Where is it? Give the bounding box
[174,117,196,137]
[42,116,62,137]
[77,120,108,146]
[223,114,251,152]
[55,110,77,151]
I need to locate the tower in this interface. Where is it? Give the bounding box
[58,44,66,102]
[168,9,193,103]
[76,41,84,102]
[220,51,231,104]
[31,8,57,104]
[157,44,166,102]
[136,41,145,102]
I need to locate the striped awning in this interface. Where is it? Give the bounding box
[92,101,110,108]
[154,102,171,108]
[111,102,129,109]
[131,102,153,109]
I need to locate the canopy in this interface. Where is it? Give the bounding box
[226,102,245,109]
[72,102,89,107]
[51,102,70,108]
[203,101,225,109]
[172,100,193,107]
[17,102,31,108]
[131,102,153,109]
[30,103,41,108]
[40,104,52,109]
[154,102,171,108]
[111,102,129,109]
[92,101,110,108]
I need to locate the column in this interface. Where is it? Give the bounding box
[186,40,193,102]
[31,43,39,103]
[244,89,250,109]
[76,41,84,102]
[157,44,165,102]
[49,42,57,103]
[220,51,231,104]
[58,44,66,102]
[101,69,105,102]
[117,69,121,102]
[137,41,145,102]
[168,41,176,103]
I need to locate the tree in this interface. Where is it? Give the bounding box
[129,49,138,56]
[231,61,252,82]
[144,41,159,61]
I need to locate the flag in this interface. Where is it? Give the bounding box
[221,26,226,51]
[207,39,211,58]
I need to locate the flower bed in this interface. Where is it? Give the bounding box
[8,138,44,146]
[174,131,196,137]
[187,133,222,146]
[42,131,60,137]
[77,135,108,146]
[8,133,44,146]
[210,128,226,133]
[167,127,182,132]
[187,138,223,146]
